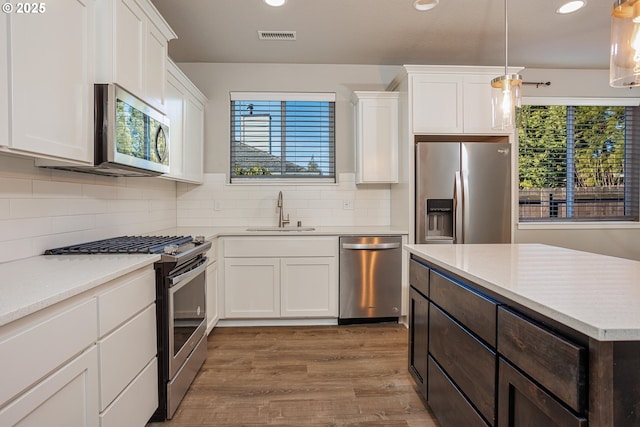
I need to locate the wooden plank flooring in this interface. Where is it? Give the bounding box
[148,324,440,427]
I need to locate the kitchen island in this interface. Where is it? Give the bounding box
[404,243,640,427]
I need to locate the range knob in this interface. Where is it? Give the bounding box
[163,244,178,255]
[193,235,205,244]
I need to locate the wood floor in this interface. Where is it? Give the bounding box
[148,324,440,427]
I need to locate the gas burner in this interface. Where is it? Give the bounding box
[44,235,193,255]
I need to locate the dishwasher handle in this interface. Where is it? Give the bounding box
[341,242,401,250]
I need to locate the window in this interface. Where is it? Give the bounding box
[518,102,640,222]
[230,92,335,182]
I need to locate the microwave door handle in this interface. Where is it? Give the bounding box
[454,171,463,244]
[154,125,168,163]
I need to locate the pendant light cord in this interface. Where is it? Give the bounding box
[504,0,508,76]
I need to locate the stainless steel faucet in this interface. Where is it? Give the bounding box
[277,191,290,228]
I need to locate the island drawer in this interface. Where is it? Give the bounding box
[498,358,587,427]
[409,258,429,297]
[430,270,497,347]
[428,356,489,427]
[497,307,587,414]
[430,303,496,425]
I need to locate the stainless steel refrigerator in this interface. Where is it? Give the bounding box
[415,137,511,244]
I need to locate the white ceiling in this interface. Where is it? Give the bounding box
[150,0,612,69]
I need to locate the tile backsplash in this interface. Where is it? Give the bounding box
[0,154,177,263]
[177,173,391,228]
[0,157,392,263]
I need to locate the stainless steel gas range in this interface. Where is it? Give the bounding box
[45,235,212,421]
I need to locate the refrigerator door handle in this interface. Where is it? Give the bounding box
[454,171,463,244]
[462,169,470,244]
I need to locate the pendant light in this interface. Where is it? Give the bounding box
[491,0,522,131]
[414,0,439,11]
[610,0,640,87]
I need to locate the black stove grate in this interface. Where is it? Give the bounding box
[44,235,192,255]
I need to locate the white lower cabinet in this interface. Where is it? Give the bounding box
[99,358,157,427]
[224,258,280,318]
[96,268,157,425]
[0,265,157,427]
[97,305,156,411]
[206,254,219,334]
[222,237,338,319]
[0,346,98,427]
[280,258,337,317]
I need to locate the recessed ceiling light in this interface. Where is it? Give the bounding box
[264,0,286,6]
[414,0,439,11]
[556,1,586,14]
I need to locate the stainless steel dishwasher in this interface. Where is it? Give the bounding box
[339,236,402,324]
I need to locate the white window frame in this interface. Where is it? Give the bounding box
[517,96,640,230]
[229,91,336,184]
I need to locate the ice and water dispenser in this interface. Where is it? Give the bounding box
[424,199,453,243]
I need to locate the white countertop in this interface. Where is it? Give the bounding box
[0,254,159,327]
[167,225,409,240]
[404,243,640,341]
[0,226,406,328]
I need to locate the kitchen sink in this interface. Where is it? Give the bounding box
[246,226,316,232]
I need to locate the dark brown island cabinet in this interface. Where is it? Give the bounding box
[408,254,640,427]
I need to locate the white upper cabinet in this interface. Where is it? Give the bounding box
[144,21,169,110]
[163,60,207,183]
[95,0,176,112]
[111,0,144,97]
[411,74,464,134]
[405,65,522,135]
[352,91,399,184]
[462,74,500,134]
[1,0,94,163]
[183,96,205,182]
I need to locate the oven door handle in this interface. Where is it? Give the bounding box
[169,258,208,288]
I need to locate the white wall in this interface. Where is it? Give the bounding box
[177,172,390,227]
[0,154,177,263]
[175,63,400,227]
[516,68,640,260]
[177,62,401,174]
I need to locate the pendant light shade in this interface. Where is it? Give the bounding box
[491,0,522,131]
[610,0,640,87]
[491,74,522,130]
[414,0,439,11]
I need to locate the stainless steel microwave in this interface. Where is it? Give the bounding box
[95,83,170,176]
[38,84,170,177]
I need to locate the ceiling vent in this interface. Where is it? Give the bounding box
[258,30,297,41]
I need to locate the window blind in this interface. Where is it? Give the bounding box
[229,93,335,181]
[518,105,640,221]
